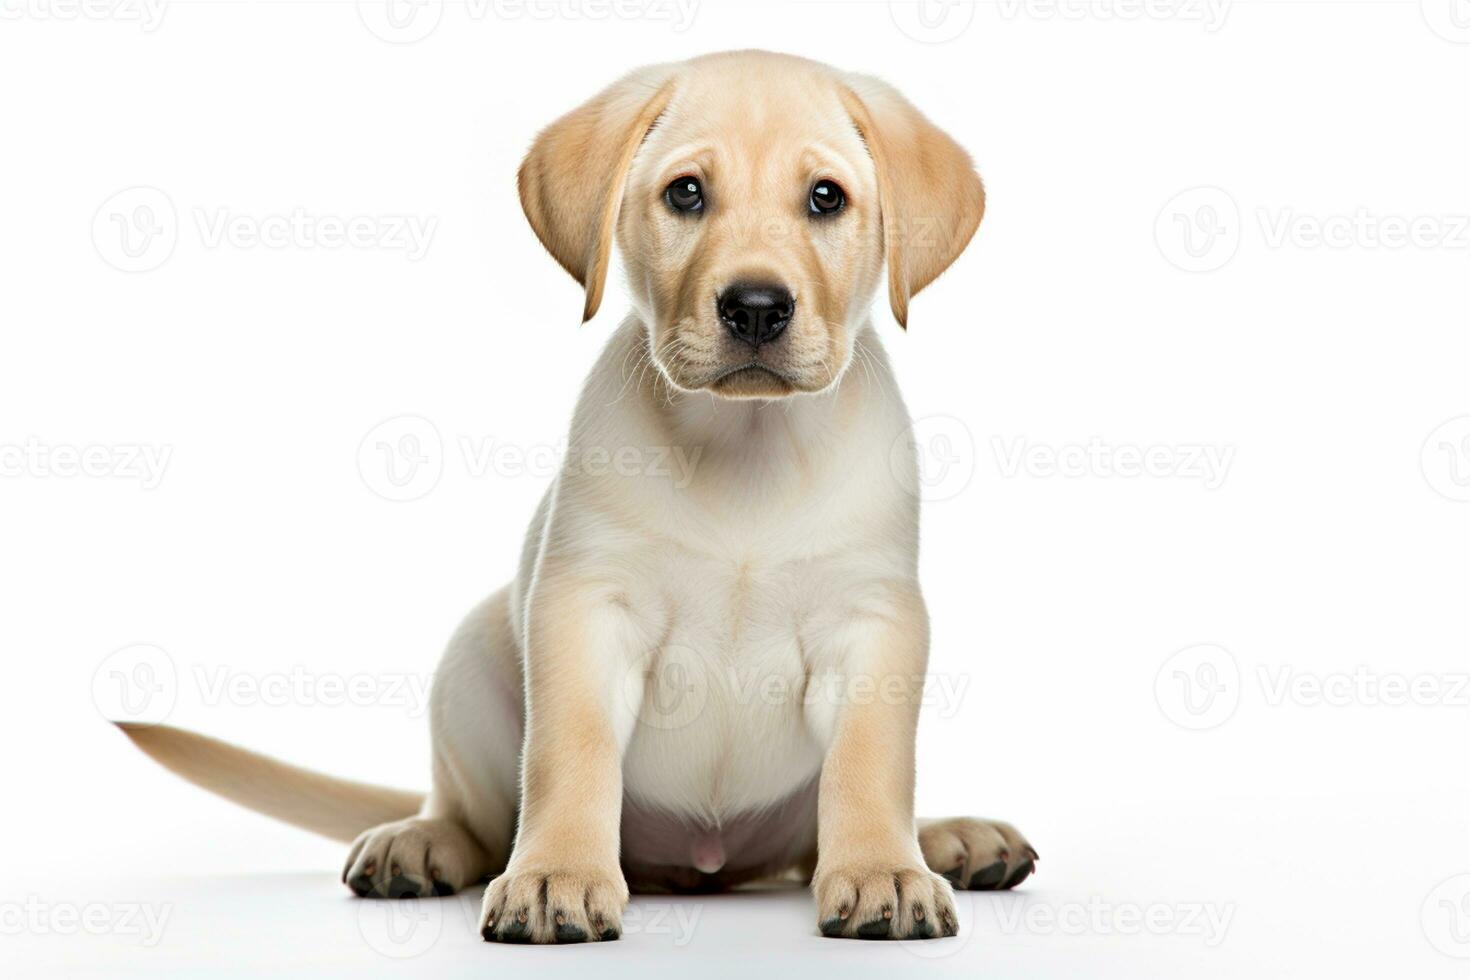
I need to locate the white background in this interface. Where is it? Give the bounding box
[3,0,1469,976]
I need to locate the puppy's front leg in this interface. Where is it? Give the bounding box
[479,576,643,945]
[812,586,958,940]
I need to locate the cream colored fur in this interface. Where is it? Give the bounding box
[116,50,1036,945]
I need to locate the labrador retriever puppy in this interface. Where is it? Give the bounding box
[119,50,1037,944]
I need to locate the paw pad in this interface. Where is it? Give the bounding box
[968,860,1008,890]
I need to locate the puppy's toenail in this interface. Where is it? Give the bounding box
[882,907,893,920]
[1002,859,1036,890]
[914,905,925,920]
[555,912,566,925]
[554,921,587,943]
[517,910,528,924]
[838,906,849,920]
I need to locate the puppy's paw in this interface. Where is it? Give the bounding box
[480,862,628,944]
[814,861,958,940]
[342,817,488,899]
[919,817,1039,891]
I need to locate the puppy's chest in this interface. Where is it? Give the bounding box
[619,551,854,820]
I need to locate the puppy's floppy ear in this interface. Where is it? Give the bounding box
[518,65,678,323]
[840,76,985,328]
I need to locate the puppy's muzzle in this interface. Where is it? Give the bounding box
[717,281,795,347]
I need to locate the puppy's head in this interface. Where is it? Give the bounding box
[518,51,984,399]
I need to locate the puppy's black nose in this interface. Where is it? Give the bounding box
[718,282,794,347]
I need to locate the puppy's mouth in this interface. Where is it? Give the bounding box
[703,363,795,399]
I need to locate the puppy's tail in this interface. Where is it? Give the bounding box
[113,722,424,843]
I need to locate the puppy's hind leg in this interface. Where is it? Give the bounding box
[918,817,1039,892]
[343,814,491,898]
[344,588,525,898]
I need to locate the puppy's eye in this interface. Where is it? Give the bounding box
[809,180,845,216]
[665,177,704,214]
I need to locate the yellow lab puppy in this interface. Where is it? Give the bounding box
[120,50,1037,944]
